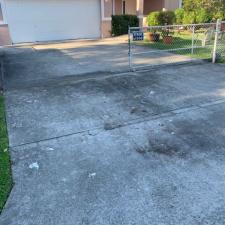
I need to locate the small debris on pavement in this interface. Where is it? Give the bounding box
[46,147,54,151]
[136,147,146,154]
[149,91,155,95]
[141,100,148,104]
[142,109,148,113]
[130,107,138,114]
[131,107,147,114]
[61,178,67,182]
[88,173,96,178]
[171,132,175,135]
[104,122,121,130]
[88,130,101,136]
[29,162,39,170]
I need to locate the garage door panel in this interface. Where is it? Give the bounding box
[6,0,101,43]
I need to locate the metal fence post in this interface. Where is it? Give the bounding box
[128,26,132,70]
[212,19,221,63]
[191,25,195,54]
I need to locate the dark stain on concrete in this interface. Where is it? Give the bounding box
[136,137,188,158]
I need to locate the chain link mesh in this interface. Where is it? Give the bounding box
[128,22,224,70]
[216,21,225,63]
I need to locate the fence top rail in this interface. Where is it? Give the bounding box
[129,22,217,30]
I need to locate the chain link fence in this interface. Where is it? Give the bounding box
[215,21,225,63]
[128,20,225,70]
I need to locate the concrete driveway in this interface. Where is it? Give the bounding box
[1,40,225,225]
[2,37,193,89]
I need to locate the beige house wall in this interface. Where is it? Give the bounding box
[143,0,164,15]
[115,0,122,14]
[1,0,181,42]
[0,4,3,21]
[104,0,113,18]
[115,0,136,15]
[136,0,143,16]
[164,0,181,11]
[101,0,145,38]
[125,0,136,15]
[0,25,12,45]
[136,0,144,26]
[101,20,112,38]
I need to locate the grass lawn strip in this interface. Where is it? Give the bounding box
[0,94,12,213]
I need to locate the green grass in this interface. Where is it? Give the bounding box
[138,30,225,62]
[0,94,12,213]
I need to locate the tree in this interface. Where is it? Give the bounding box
[183,0,225,21]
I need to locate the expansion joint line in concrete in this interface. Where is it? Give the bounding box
[10,97,225,149]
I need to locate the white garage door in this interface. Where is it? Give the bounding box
[5,0,101,43]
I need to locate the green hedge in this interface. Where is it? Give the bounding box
[147,12,161,26]
[111,15,139,36]
[182,9,212,24]
[175,8,184,24]
[195,9,211,23]
[147,11,176,26]
[183,11,196,24]
[183,0,225,22]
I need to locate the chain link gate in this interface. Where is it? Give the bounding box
[128,20,225,70]
[213,20,225,63]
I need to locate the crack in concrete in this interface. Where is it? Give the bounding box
[10,97,225,149]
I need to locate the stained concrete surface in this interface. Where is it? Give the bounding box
[4,62,225,147]
[2,37,193,89]
[1,41,225,225]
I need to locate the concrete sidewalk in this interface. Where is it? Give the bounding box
[1,60,225,224]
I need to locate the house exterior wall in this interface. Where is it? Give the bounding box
[101,20,111,38]
[164,0,181,11]
[103,0,113,18]
[1,0,145,41]
[136,0,144,26]
[0,0,12,45]
[115,0,122,14]
[143,0,164,15]
[101,0,112,38]
[125,0,136,15]
[0,5,3,21]
[102,0,138,38]
[0,24,11,45]
[115,0,136,15]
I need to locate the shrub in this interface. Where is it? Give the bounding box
[175,8,184,24]
[159,11,176,25]
[147,11,161,26]
[147,11,175,26]
[195,8,212,23]
[111,15,139,36]
[212,11,225,21]
[183,11,196,24]
[183,0,225,23]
